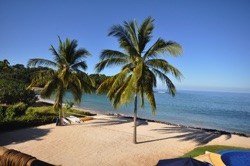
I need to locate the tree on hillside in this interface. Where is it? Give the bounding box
[0,59,10,69]
[95,17,183,144]
[0,59,12,77]
[89,74,110,89]
[27,37,93,126]
[0,79,37,105]
[12,64,25,70]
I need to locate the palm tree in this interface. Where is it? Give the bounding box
[27,37,93,126]
[95,17,183,144]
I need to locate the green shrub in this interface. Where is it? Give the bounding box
[0,105,95,132]
[5,103,28,120]
[69,108,96,116]
[15,103,28,116]
[0,79,37,105]
[26,106,56,117]
[0,116,57,132]
[0,106,7,121]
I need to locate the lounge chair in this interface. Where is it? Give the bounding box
[195,151,225,166]
[66,116,82,124]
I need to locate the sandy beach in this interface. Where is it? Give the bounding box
[0,114,250,166]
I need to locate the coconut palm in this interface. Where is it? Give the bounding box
[27,37,93,125]
[95,17,183,144]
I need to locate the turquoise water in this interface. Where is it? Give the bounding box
[59,90,250,135]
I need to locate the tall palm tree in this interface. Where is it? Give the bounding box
[27,37,93,126]
[95,17,183,144]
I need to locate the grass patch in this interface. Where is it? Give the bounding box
[180,145,250,158]
[66,108,96,117]
[26,106,96,117]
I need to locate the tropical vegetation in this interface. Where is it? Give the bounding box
[27,37,94,126]
[0,104,95,132]
[95,17,183,143]
[0,59,38,105]
[0,79,37,105]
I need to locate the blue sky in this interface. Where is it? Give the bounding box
[1,0,250,93]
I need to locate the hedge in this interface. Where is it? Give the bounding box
[0,116,57,132]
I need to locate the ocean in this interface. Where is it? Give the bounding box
[55,90,250,135]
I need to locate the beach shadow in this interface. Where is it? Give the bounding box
[0,127,51,146]
[139,126,231,145]
[90,116,148,127]
[90,116,132,126]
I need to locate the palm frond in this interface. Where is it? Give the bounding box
[111,80,129,109]
[65,39,78,63]
[50,45,63,65]
[78,74,94,94]
[71,61,88,71]
[120,61,143,104]
[146,59,182,80]
[141,68,157,88]
[108,24,139,59]
[67,77,82,104]
[108,24,132,47]
[151,68,176,96]
[100,49,128,60]
[40,76,61,99]
[27,69,56,89]
[71,48,91,65]
[119,75,134,106]
[107,68,131,99]
[144,87,156,115]
[96,75,117,94]
[27,58,57,68]
[95,57,128,73]
[124,20,139,53]
[143,39,182,60]
[138,16,154,53]
[121,63,134,72]
[68,86,82,104]
[58,67,70,88]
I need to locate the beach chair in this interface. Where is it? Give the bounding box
[66,116,82,124]
[195,151,225,166]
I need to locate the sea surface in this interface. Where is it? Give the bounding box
[48,90,250,135]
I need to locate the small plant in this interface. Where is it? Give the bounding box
[64,100,74,117]
[65,100,74,110]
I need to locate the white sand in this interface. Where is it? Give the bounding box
[1,114,249,166]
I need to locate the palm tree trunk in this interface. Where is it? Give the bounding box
[59,107,63,126]
[56,87,64,126]
[58,95,63,126]
[133,93,138,144]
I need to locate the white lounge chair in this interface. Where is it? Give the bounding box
[66,116,82,124]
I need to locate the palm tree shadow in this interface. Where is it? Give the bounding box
[139,126,232,145]
[90,116,148,127]
[89,117,130,126]
[0,127,51,146]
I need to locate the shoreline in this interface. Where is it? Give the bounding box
[104,113,250,137]
[36,99,250,138]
